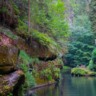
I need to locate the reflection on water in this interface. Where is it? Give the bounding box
[26,75,96,96]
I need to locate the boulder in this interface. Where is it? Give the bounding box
[0,70,25,96]
[0,46,19,74]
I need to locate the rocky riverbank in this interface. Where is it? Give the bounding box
[0,34,25,96]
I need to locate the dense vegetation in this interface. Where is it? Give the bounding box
[1,0,96,95]
[64,0,95,67]
[90,0,96,36]
[63,0,96,76]
[0,0,69,95]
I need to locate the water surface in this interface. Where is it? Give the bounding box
[26,75,96,96]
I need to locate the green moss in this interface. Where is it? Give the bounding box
[71,67,96,76]
[0,26,18,39]
[31,30,57,46]
[19,50,39,64]
[16,25,58,52]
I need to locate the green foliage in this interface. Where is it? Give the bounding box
[71,68,88,76]
[9,0,20,15]
[88,48,96,71]
[16,0,69,51]
[90,0,96,36]
[20,63,36,88]
[87,60,94,70]
[71,67,96,76]
[19,50,40,88]
[19,50,32,64]
[13,0,69,51]
[92,48,96,61]
[40,65,60,81]
[52,67,60,79]
[70,0,88,16]
[16,19,28,35]
[65,38,94,67]
[0,0,69,52]
[17,25,58,51]
[61,66,71,73]
[19,50,39,64]
[65,1,94,67]
[31,30,57,47]
[40,68,52,81]
[47,0,69,38]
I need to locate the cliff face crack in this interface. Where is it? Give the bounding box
[39,55,57,61]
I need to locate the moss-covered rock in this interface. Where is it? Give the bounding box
[0,26,18,40]
[0,70,25,96]
[71,67,96,76]
[16,37,57,59]
[0,26,58,59]
[0,45,19,74]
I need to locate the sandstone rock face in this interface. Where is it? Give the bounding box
[16,38,57,59]
[0,70,25,96]
[0,46,19,74]
[0,33,25,96]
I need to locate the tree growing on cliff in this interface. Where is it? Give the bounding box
[28,0,30,33]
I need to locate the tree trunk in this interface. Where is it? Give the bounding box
[28,0,30,32]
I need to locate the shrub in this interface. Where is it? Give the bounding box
[71,67,96,76]
[40,68,52,81]
[87,60,93,70]
[40,65,60,81]
[87,48,96,71]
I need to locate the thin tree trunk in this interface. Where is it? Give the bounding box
[28,0,30,33]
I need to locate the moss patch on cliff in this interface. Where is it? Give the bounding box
[0,26,18,40]
[16,28,58,53]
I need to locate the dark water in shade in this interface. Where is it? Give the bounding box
[26,75,96,96]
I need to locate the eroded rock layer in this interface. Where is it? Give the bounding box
[0,70,25,96]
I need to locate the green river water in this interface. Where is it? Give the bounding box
[26,75,96,96]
